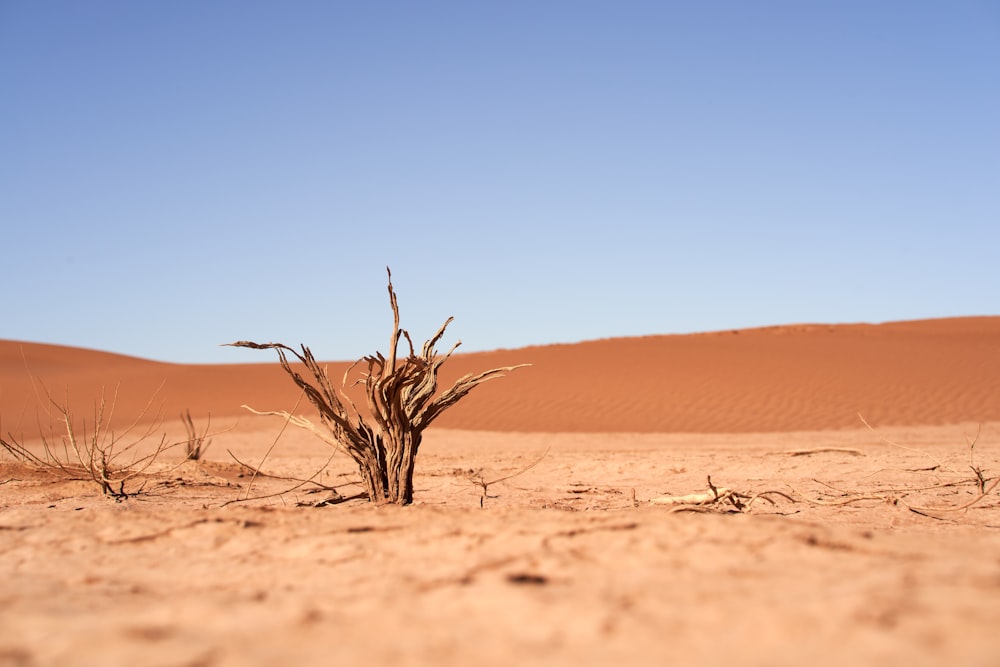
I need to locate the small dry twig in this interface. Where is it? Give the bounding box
[465,447,550,508]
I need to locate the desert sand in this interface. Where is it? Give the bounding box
[1,317,999,666]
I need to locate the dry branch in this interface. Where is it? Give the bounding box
[901,477,1000,514]
[650,476,795,513]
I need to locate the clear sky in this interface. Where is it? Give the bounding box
[2,1,998,364]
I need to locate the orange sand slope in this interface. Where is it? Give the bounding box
[2,316,999,434]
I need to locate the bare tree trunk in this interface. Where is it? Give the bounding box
[386,431,420,504]
[356,447,388,504]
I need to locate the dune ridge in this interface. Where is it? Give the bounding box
[2,316,998,434]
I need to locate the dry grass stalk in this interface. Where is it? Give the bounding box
[228,268,527,505]
[0,384,183,500]
[965,424,989,493]
[181,409,212,462]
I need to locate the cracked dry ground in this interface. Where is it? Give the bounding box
[2,425,999,667]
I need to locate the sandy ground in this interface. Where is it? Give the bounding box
[2,421,999,667]
[2,318,999,666]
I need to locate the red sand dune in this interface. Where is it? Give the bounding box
[2,316,999,435]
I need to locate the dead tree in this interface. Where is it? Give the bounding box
[229,269,526,505]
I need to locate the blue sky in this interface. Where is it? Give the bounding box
[2,1,998,364]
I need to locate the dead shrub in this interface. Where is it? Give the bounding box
[228,269,526,505]
[0,384,187,500]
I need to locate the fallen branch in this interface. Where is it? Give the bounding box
[650,476,795,513]
[791,488,898,507]
[220,451,349,508]
[901,476,1000,514]
[787,447,865,457]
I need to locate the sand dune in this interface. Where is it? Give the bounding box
[2,316,999,435]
